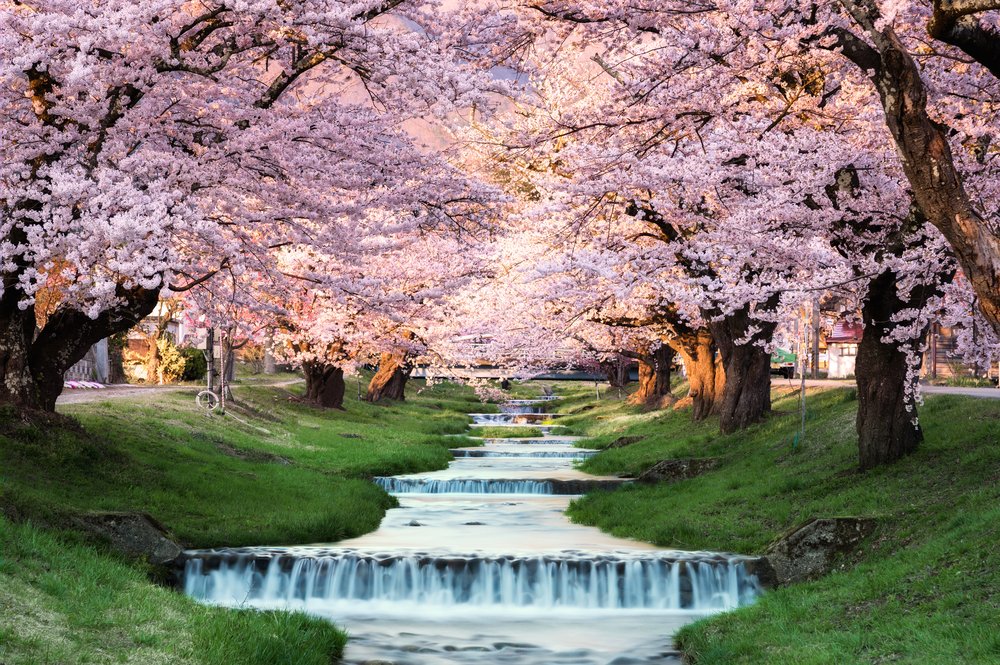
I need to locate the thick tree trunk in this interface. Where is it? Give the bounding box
[669,329,722,421]
[0,285,159,411]
[628,344,675,406]
[365,352,411,402]
[706,304,776,434]
[0,301,39,407]
[303,361,346,409]
[855,271,926,470]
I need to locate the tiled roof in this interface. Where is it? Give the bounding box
[827,320,863,343]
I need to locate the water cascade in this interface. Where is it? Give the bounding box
[181,395,763,664]
[451,449,596,459]
[183,549,761,611]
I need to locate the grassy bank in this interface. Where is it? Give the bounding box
[555,382,1000,664]
[2,380,480,547]
[0,376,485,664]
[0,517,346,665]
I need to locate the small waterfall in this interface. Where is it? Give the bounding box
[470,413,556,425]
[183,550,762,612]
[479,438,574,445]
[471,413,517,425]
[374,477,627,495]
[452,450,596,459]
[375,477,555,494]
[499,404,543,414]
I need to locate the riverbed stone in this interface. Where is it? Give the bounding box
[73,511,183,566]
[765,517,876,585]
[605,435,644,449]
[635,458,720,483]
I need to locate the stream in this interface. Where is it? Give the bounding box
[181,397,763,664]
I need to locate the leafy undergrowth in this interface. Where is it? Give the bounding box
[0,378,482,548]
[556,381,1000,664]
[0,517,346,665]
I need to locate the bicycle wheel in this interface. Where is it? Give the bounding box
[196,390,220,411]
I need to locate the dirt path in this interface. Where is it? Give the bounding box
[773,378,1000,400]
[56,378,303,405]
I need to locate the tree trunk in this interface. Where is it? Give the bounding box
[109,336,128,384]
[144,336,161,384]
[855,271,926,470]
[628,344,675,406]
[706,304,776,434]
[365,352,411,402]
[668,329,722,421]
[601,353,631,388]
[0,285,159,411]
[303,361,346,409]
[0,300,40,408]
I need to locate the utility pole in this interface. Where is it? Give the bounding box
[811,297,821,379]
[205,327,215,393]
[930,321,939,380]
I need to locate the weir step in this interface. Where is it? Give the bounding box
[451,449,596,459]
[181,548,766,611]
[373,477,627,494]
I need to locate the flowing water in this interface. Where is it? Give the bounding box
[181,398,763,664]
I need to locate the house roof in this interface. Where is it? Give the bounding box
[827,320,863,344]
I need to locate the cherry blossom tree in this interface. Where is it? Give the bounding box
[0,0,498,411]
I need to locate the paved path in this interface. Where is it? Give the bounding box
[769,378,1000,399]
[57,378,303,405]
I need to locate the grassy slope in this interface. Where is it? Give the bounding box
[0,517,345,665]
[0,377,486,664]
[1,380,480,547]
[555,382,1000,665]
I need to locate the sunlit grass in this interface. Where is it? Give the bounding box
[555,381,1000,664]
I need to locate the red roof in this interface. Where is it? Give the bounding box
[827,321,863,344]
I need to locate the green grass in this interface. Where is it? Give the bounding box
[0,517,346,665]
[0,376,488,665]
[552,381,1000,664]
[0,379,480,548]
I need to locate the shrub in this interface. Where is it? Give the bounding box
[180,346,208,381]
[156,338,187,384]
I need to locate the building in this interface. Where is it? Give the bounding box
[826,320,863,379]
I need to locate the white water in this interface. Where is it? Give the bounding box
[375,478,558,494]
[182,398,762,664]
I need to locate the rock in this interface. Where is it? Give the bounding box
[73,511,183,566]
[765,517,876,585]
[741,557,780,590]
[407,520,423,527]
[340,433,362,439]
[463,521,485,526]
[605,435,644,449]
[635,458,720,483]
